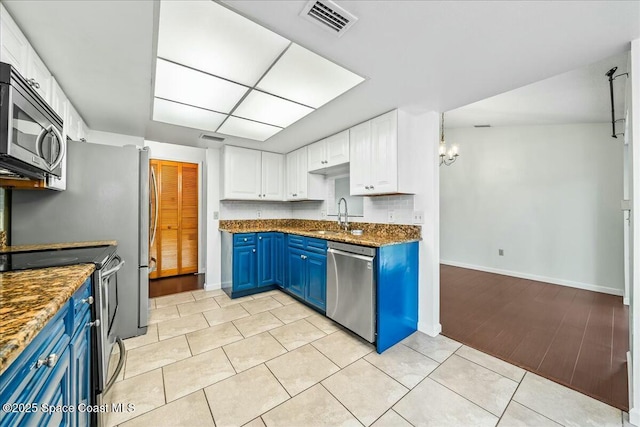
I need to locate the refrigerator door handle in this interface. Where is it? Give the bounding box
[150,166,158,246]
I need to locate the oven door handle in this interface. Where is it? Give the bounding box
[102,336,125,395]
[102,255,125,279]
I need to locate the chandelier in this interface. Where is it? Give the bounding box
[439,112,459,166]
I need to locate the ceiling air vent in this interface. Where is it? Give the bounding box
[199,134,225,142]
[300,0,358,37]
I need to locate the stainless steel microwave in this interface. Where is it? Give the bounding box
[0,62,65,180]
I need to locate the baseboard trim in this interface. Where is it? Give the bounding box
[418,321,442,337]
[440,260,623,296]
[204,282,222,291]
[629,408,639,426]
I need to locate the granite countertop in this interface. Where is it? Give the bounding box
[0,264,96,375]
[219,219,421,247]
[0,240,117,254]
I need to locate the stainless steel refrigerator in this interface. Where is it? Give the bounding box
[11,140,150,339]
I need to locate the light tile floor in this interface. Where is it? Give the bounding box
[104,289,626,427]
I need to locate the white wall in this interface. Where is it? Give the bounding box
[86,129,144,147]
[206,148,221,290]
[440,123,624,295]
[144,140,208,274]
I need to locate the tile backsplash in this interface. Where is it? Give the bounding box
[220,175,415,224]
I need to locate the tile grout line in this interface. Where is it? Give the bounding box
[452,349,523,384]
[422,349,503,420]
[318,382,366,426]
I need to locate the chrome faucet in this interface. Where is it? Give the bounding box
[337,197,349,231]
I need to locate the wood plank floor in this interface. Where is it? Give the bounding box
[440,264,629,410]
[149,273,205,298]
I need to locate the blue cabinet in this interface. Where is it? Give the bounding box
[233,244,257,291]
[286,247,306,298]
[258,233,276,287]
[286,236,327,312]
[226,232,284,298]
[274,233,285,286]
[0,277,93,427]
[306,253,327,311]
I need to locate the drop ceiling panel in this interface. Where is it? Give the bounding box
[257,43,365,108]
[233,90,315,128]
[218,116,282,141]
[153,98,226,132]
[154,59,248,113]
[157,0,290,86]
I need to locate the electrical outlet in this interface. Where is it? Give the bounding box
[413,210,424,224]
[498,249,504,256]
[213,211,219,220]
[256,210,262,219]
[388,210,395,223]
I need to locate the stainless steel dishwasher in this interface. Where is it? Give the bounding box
[326,241,376,342]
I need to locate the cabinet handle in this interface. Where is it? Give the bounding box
[88,319,101,328]
[259,236,262,240]
[252,249,256,253]
[365,186,370,190]
[301,254,307,260]
[258,194,262,198]
[81,296,94,305]
[27,78,40,89]
[263,194,266,198]
[370,185,374,189]
[243,238,247,242]
[35,353,58,369]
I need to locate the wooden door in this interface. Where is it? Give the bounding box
[150,160,198,278]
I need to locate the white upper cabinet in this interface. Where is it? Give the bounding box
[221,146,285,200]
[0,5,28,74]
[261,151,284,200]
[25,47,51,102]
[350,110,416,196]
[307,130,349,173]
[222,146,262,200]
[286,146,325,201]
[50,77,67,120]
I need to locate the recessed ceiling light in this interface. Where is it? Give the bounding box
[154,59,248,113]
[233,90,315,128]
[158,0,290,86]
[217,116,283,141]
[257,43,365,108]
[152,98,226,132]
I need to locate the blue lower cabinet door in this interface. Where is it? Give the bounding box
[274,234,285,286]
[306,253,327,311]
[25,347,72,427]
[258,233,276,286]
[233,245,257,291]
[70,310,91,427]
[287,248,306,298]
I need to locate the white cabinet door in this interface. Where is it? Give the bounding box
[295,146,308,199]
[370,111,397,194]
[286,151,297,200]
[50,77,67,119]
[307,140,326,172]
[26,47,51,102]
[325,130,349,167]
[261,152,284,200]
[66,105,80,141]
[222,146,261,200]
[349,121,371,196]
[0,5,28,74]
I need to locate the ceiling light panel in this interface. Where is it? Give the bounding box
[158,1,290,86]
[154,59,248,113]
[153,98,226,132]
[257,44,365,108]
[218,116,283,141]
[233,90,315,128]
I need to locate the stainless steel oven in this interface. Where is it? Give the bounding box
[0,62,65,180]
[93,252,125,399]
